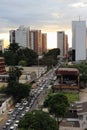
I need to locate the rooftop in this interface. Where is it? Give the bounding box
[55,68,79,75]
[70,101,87,115]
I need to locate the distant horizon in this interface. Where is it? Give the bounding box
[0,29,72,49]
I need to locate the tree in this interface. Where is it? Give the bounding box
[3,51,17,65]
[3,45,38,66]
[44,93,69,126]
[9,43,20,53]
[18,110,58,130]
[44,48,60,58]
[5,81,31,102]
[39,48,60,69]
[18,60,27,66]
[17,48,38,66]
[8,66,23,82]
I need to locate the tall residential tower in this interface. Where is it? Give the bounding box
[72,21,86,61]
[10,26,47,55]
[57,31,68,57]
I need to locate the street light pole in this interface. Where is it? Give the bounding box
[38,56,39,78]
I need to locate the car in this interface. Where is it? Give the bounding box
[8,109,14,115]
[15,103,20,108]
[2,125,7,129]
[25,106,30,112]
[6,119,12,126]
[18,106,24,110]
[19,113,25,118]
[23,101,28,105]
[14,120,19,124]
[11,114,16,120]
[14,123,18,127]
[14,120,19,127]
[9,126,15,130]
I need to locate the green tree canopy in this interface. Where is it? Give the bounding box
[39,48,60,69]
[16,48,38,66]
[3,50,17,65]
[44,48,60,58]
[3,43,38,66]
[18,60,27,66]
[8,66,23,82]
[5,81,31,102]
[9,43,20,53]
[18,110,58,130]
[44,93,69,123]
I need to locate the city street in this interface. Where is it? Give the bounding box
[0,69,54,130]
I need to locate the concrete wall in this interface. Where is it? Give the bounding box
[0,96,13,115]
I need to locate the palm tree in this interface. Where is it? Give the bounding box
[8,66,23,82]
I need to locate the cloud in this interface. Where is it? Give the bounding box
[0,0,87,41]
[70,2,87,8]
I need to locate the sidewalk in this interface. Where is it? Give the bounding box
[79,88,87,101]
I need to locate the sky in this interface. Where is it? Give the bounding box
[0,0,87,49]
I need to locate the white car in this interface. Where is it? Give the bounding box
[18,106,24,110]
[9,126,15,130]
[15,103,20,108]
[23,101,28,105]
[6,119,12,126]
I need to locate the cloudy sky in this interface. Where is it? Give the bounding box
[0,0,87,48]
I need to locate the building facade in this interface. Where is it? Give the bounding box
[72,21,86,61]
[0,40,4,53]
[29,30,42,55]
[9,30,15,43]
[57,31,68,57]
[10,27,47,55]
[42,33,47,53]
[10,26,30,48]
[0,57,6,74]
[15,26,30,48]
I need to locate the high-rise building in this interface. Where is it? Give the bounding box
[0,40,4,52]
[10,27,47,55]
[64,34,68,58]
[57,31,68,57]
[9,30,15,43]
[10,26,30,48]
[72,21,86,61]
[42,33,47,53]
[15,26,30,48]
[29,30,42,55]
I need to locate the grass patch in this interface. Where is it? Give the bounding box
[61,92,79,103]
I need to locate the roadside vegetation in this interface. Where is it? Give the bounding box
[0,43,60,70]
[43,93,69,128]
[18,110,58,130]
[61,92,79,103]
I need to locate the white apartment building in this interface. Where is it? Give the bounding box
[10,26,30,48]
[15,26,30,48]
[72,21,86,61]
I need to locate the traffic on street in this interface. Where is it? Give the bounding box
[1,68,55,130]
